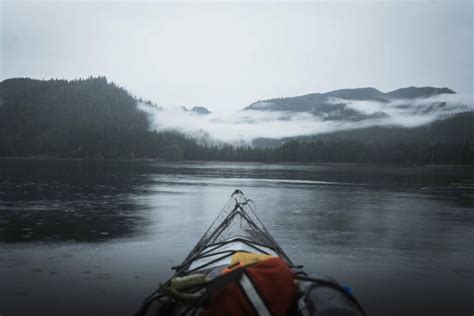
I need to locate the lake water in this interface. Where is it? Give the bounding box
[0,159,473,316]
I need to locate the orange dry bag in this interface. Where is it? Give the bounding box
[202,257,297,316]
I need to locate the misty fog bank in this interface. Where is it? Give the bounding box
[138,92,473,144]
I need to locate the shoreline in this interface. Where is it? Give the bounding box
[0,156,473,168]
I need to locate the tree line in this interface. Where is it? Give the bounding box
[183,140,473,165]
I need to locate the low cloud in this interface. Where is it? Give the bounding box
[336,93,473,127]
[138,93,473,144]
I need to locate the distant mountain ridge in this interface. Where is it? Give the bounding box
[245,87,457,120]
[181,106,212,115]
[385,87,455,99]
[247,86,471,149]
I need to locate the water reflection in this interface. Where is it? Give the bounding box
[0,159,155,242]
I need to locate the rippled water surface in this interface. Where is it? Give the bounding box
[0,159,473,316]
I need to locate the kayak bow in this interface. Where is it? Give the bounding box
[137,190,366,316]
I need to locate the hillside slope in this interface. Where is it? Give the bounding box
[252,112,474,148]
[0,77,191,159]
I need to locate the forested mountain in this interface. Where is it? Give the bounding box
[246,87,455,111]
[0,77,193,159]
[0,77,472,164]
[245,86,457,121]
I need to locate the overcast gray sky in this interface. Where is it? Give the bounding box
[1,0,473,112]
